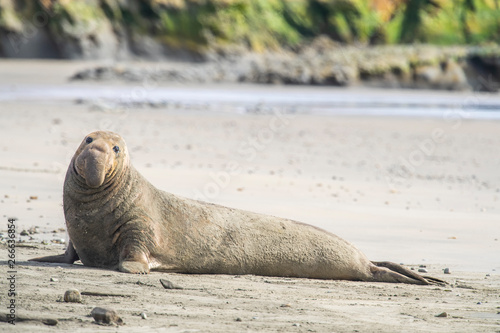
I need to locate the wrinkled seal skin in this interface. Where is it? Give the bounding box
[31,131,444,285]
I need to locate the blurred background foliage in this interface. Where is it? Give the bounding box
[0,0,499,52]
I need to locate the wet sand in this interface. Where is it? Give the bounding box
[0,60,499,331]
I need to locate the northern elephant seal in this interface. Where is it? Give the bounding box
[31,131,443,285]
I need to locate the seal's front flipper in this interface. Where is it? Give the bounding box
[119,260,150,274]
[29,240,79,264]
[118,246,150,274]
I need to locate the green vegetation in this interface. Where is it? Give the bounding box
[1,0,499,53]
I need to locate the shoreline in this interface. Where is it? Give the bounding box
[1,58,500,120]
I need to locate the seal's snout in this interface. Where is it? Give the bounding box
[76,142,113,188]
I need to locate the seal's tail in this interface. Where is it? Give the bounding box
[370,261,447,286]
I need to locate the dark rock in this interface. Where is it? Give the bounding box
[90,307,124,325]
[160,279,183,290]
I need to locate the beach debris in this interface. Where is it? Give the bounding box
[28,226,40,234]
[15,243,39,249]
[42,318,59,326]
[90,307,124,325]
[64,289,82,303]
[30,196,38,200]
[280,303,291,308]
[435,312,448,318]
[0,312,58,325]
[292,323,300,327]
[81,291,131,298]
[50,277,59,282]
[443,268,450,274]
[418,268,428,273]
[160,279,183,290]
[140,312,147,319]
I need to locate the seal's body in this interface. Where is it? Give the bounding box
[31,131,443,285]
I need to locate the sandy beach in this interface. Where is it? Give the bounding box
[0,60,499,332]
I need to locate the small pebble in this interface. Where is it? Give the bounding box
[292,323,300,327]
[20,230,29,236]
[235,317,242,322]
[140,312,147,320]
[435,312,448,318]
[91,307,124,325]
[30,196,38,200]
[444,268,450,274]
[280,303,291,308]
[64,289,82,303]
[477,302,482,305]
[50,277,59,282]
[418,268,428,273]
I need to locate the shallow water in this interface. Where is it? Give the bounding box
[1,83,500,119]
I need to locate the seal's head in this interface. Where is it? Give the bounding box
[73,131,128,188]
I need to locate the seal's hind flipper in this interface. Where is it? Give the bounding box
[29,240,79,264]
[420,275,448,286]
[371,261,447,286]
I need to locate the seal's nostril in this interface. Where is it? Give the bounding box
[89,144,108,154]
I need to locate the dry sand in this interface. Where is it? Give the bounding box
[0,60,499,332]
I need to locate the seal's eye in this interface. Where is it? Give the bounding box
[85,137,93,144]
[113,146,120,153]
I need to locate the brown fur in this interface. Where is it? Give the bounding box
[31,131,445,285]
